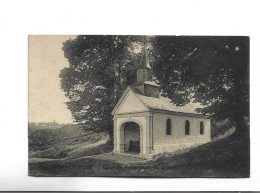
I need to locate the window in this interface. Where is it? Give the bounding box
[200,121,204,134]
[185,120,190,135]
[166,119,171,135]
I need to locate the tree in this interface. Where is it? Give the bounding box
[151,36,249,135]
[60,35,146,141]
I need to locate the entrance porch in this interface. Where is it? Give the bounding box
[113,115,153,157]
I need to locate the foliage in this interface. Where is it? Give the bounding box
[60,35,147,138]
[151,36,249,133]
[210,118,232,137]
[60,35,249,136]
[28,121,71,127]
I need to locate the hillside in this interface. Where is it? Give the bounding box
[29,125,249,177]
[28,124,109,160]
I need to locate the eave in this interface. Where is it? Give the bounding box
[149,108,212,119]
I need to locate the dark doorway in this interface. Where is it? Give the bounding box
[124,122,140,153]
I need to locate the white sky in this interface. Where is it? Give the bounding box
[29,35,76,123]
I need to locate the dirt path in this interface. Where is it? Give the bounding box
[79,152,150,165]
[29,157,64,163]
[212,127,236,142]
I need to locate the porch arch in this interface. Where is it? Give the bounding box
[118,119,143,156]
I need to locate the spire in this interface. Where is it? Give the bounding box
[139,43,151,69]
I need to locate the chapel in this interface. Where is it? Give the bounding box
[111,44,211,157]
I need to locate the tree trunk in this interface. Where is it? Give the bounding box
[107,128,114,145]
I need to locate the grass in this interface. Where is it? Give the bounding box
[28,124,109,159]
[29,125,249,177]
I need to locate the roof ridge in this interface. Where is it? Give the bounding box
[136,93,206,115]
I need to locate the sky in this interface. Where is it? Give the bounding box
[29,35,77,123]
[27,36,143,124]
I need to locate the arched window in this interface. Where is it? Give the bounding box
[166,119,171,135]
[185,120,190,135]
[200,121,204,134]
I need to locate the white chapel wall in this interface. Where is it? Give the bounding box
[152,113,211,154]
[116,92,147,114]
[116,116,147,129]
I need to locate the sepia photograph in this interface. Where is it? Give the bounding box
[28,35,249,177]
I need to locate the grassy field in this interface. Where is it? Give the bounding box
[28,124,109,160]
[28,123,249,177]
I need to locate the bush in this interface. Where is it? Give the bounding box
[211,118,232,137]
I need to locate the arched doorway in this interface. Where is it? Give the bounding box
[122,122,140,154]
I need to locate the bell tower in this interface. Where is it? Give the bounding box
[137,43,152,82]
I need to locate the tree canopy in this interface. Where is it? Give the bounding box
[60,35,249,138]
[151,36,249,134]
[60,35,146,139]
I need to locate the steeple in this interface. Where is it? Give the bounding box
[137,44,152,82]
[139,43,152,69]
[132,43,159,98]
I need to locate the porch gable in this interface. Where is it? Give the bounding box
[112,87,149,115]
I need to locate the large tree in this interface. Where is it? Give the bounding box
[60,35,146,141]
[151,36,249,135]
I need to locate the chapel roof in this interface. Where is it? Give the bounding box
[135,93,203,114]
[112,86,210,118]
